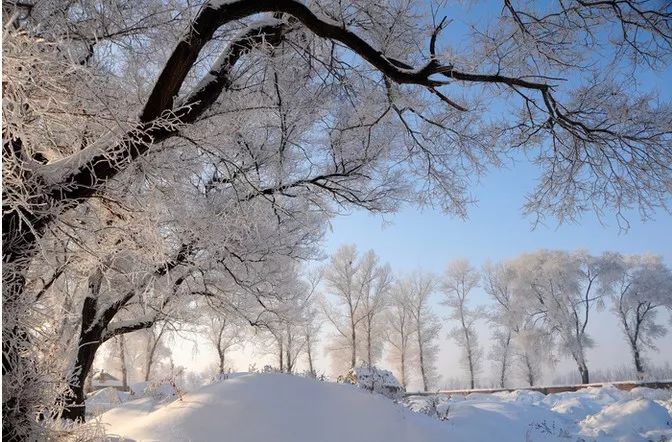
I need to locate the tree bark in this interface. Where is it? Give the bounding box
[633,347,644,379]
[524,353,535,386]
[61,322,103,421]
[144,325,167,382]
[578,361,590,384]
[61,267,107,422]
[218,349,226,374]
[278,338,284,372]
[462,323,476,389]
[61,254,188,421]
[499,331,512,388]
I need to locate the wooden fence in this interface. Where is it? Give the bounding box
[405,380,672,397]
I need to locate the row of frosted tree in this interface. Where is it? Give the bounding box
[320,246,672,390]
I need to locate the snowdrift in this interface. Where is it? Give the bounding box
[100,373,446,442]
[100,373,672,441]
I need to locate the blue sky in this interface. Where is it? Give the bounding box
[323,162,672,280]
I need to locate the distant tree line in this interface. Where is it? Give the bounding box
[321,246,672,388]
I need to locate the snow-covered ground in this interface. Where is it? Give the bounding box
[96,373,672,441]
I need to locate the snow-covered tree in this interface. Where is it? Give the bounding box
[510,250,618,384]
[323,246,392,372]
[141,324,174,382]
[251,266,320,374]
[483,261,517,387]
[323,245,362,372]
[405,272,441,391]
[384,281,415,389]
[442,259,483,389]
[512,328,555,387]
[483,260,554,387]
[611,254,672,378]
[204,312,242,375]
[302,272,324,377]
[356,251,392,367]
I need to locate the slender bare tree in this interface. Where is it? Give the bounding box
[356,251,392,367]
[405,272,441,391]
[323,245,363,372]
[611,254,672,378]
[442,259,483,389]
[385,281,415,389]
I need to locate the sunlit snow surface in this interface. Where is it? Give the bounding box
[98,373,671,441]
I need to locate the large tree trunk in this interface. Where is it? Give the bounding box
[632,347,644,380]
[217,345,226,374]
[578,360,590,384]
[61,267,108,422]
[2,170,44,438]
[62,328,103,422]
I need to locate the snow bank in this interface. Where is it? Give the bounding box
[407,385,671,442]
[86,388,127,416]
[580,398,672,441]
[141,381,179,402]
[86,381,179,418]
[101,373,446,442]
[100,376,672,442]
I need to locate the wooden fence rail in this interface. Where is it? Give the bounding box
[405,380,672,397]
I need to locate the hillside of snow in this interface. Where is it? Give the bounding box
[98,373,672,441]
